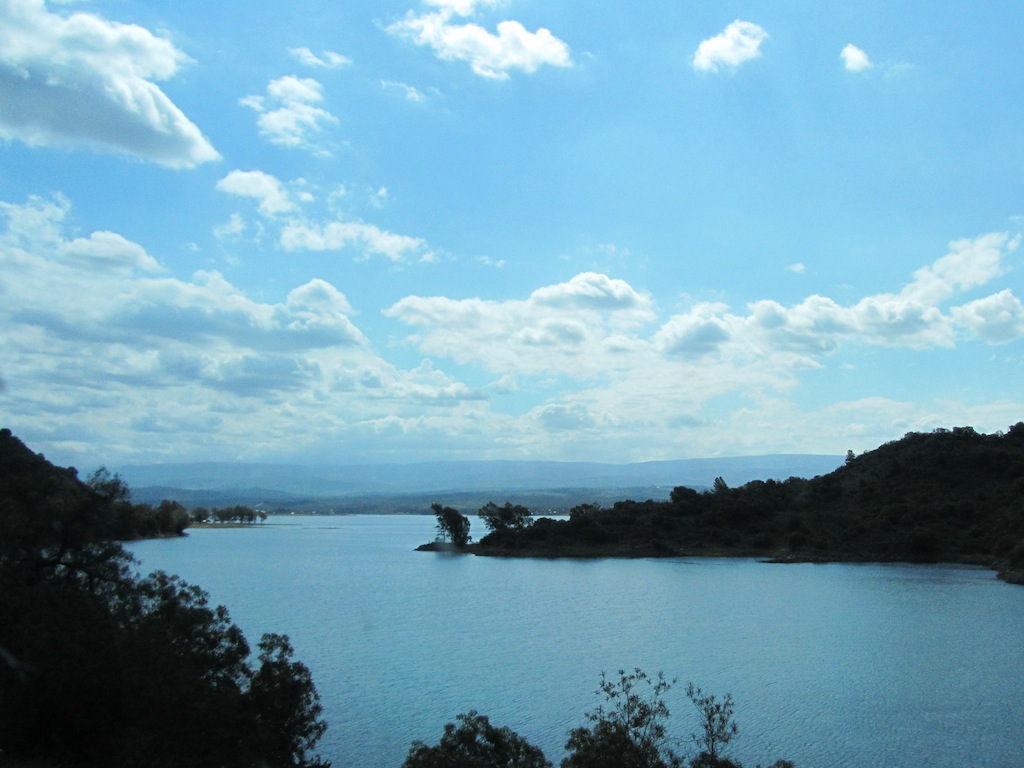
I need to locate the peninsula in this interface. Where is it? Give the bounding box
[420,424,1024,584]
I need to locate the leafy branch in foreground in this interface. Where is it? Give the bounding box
[405,668,795,768]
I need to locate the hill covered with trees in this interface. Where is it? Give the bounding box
[433,425,1024,584]
[0,428,329,767]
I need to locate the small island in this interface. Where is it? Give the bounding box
[420,424,1024,585]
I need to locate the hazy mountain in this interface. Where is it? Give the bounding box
[117,455,844,505]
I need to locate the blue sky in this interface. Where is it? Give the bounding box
[1,0,1022,467]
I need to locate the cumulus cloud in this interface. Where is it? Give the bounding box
[535,402,597,432]
[241,75,338,154]
[281,219,431,262]
[693,20,768,73]
[840,43,872,72]
[5,194,1022,465]
[57,231,165,275]
[951,290,1024,344]
[289,47,352,69]
[387,0,572,79]
[385,272,656,375]
[214,169,434,263]
[530,272,653,317]
[653,303,732,358]
[216,170,297,216]
[669,232,1022,360]
[0,193,504,463]
[1,195,368,354]
[0,0,219,167]
[389,234,1023,389]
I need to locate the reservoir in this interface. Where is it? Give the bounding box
[129,515,1024,768]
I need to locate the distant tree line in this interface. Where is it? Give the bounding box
[191,504,269,525]
[402,667,794,768]
[0,428,329,767]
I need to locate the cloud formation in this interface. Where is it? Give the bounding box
[387,0,572,79]
[289,47,352,69]
[390,235,1023,380]
[385,272,657,376]
[241,76,339,154]
[0,0,219,167]
[216,170,298,216]
[693,20,768,73]
[3,191,1021,465]
[0,193,491,462]
[840,43,872,72]
[215,169,433,263]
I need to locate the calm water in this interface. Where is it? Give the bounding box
[128,516,1024,768]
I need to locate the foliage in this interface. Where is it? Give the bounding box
[468,424,1024,581]
[402,710,552,768]
[405,670,794,768]
[0,428,330,768]
[85,464,191,539]
[432,502,472,546]
[562,669,683,768]
[685,684,738,765]
[478,501,534,535]
[248,633,330,767]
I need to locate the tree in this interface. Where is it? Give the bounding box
[569,503,602,521]
[432,503,471,546]
[87,466,131,504]
[248,633,330,768]
[685,684,738,767]
[478,501,533,534]
[403,710,551,768]
[0,430,331,768]
[561,669,683,768]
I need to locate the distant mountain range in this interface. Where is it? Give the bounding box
[117,455,844,510]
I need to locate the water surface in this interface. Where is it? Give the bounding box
[129,515,1024,768]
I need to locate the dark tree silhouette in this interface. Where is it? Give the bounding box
[432,503,472,546]
[403,710,551,768]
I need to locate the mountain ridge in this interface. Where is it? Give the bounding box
[116,454,845,501]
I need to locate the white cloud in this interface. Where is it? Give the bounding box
[382,79,428,103]
[216,170,297,216]
[5,194,1023,465]
[214,169,434,263]
[902,232,1012,305]
[951,290,1024,344]
[281,219,430,262]
[0,193,503,463]
[241,75,338,154]
[693,20,768,73]
[385,272,656,376]
[57,231,164,274]
[214,213,246,240]
[840,43,872,72]
[289,47,352,69]
[387,2,572,80]
[423,0,502,15]
[0,0,219,167]
[653,303,732,358]
[389,234,1023,393]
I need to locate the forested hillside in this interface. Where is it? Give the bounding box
[468,425,1024,583]
[0,428,329,767]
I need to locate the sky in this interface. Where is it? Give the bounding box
[1,0,1023,468]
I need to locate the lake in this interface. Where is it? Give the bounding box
[128,515,1024,768]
